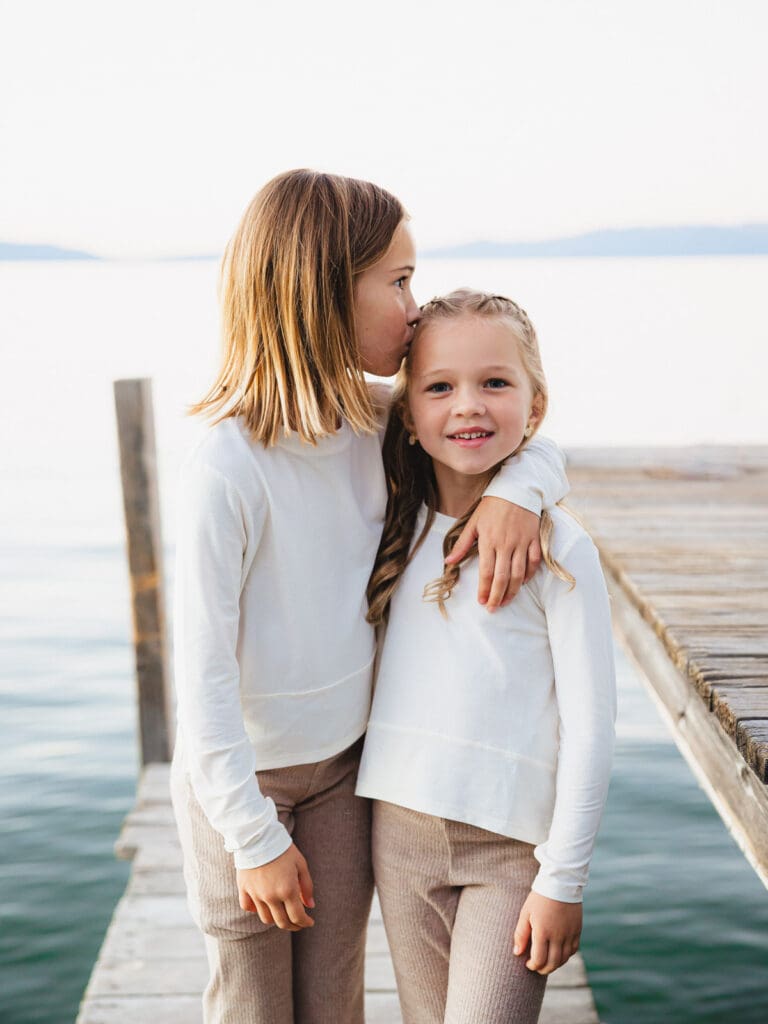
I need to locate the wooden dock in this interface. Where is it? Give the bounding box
[566,446,768,885]
[75,765,599,1024]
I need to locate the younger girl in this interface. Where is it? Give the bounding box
[170,174,570,1024]
[357,289,616,1024]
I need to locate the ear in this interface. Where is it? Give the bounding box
[397,394,416,435]
[527,392,545,430]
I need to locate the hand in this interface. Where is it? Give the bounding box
[513,890,582,976]
[445,497,542,611]
[236,843,315,931]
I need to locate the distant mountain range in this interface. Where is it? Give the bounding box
[3,224,768,261]
[423,224,768,258]
[0,242,98,260]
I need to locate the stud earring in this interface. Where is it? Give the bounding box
[524,425,533,438]
[408,433,417,446]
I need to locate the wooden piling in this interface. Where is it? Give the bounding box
[114,377,172,765]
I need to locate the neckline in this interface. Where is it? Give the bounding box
[418,505,458,534]
[272,419,353,456]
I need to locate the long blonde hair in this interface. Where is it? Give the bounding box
[190,169,405,444]
[366,289,574,625]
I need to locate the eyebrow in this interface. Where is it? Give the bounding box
[389,264,415,274]
[418,364,521,379]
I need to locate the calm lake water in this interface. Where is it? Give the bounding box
[0,258,766,1023]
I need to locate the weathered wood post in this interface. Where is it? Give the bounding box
[114,378,173,764]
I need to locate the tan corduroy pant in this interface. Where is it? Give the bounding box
[372,800,548,1024]
[170,736,373,1024]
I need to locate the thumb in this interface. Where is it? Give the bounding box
[297,860,315,909]
[513,911,532,956]
[445,513,478,565]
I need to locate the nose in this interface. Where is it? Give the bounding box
[453,385,486,417]
[406,289,421,327]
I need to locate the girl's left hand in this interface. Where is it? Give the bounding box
[513,890,583,976]
[445,497,542,611]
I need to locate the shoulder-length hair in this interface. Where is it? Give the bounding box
[190,169,405,444]
[366,288,574,625]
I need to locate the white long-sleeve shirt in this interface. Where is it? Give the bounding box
[172,412,569,869]
[356,505,616,903]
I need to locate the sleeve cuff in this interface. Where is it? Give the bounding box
[530,871,584,904]
[482,481,542,517]
[232,820,293,870]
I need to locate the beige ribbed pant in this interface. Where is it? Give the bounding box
[170,736,373,1024]
[372,800,547,1024]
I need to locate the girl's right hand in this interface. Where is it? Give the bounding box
[513,890,582,975]
[236,844,316,930]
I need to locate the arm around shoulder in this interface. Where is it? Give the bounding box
[483,435,569,515]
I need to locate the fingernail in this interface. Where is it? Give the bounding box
[513,944,520,955]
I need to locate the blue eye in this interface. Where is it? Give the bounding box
[427,382,451,393]
[485,378,509,389]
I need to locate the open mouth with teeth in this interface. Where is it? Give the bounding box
[447,430,495,447]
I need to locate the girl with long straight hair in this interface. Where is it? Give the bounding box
[171,176,570,1024]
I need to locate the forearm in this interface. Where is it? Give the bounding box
[484,435,569,514]
[531,729,615,902]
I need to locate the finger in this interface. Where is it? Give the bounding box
[446,517,477,566]
[239,889,257,913]
[486,552,511,611]
[541,940,564,976]
[476,542,495,606]
[524,538,542,583]
[285,896,315,928]
[513,915,531,957]
[498,547,527,609]
[526,934,549,974]
[562,938,577,963]
[297,861,315,909]
[254,899,274,926]
[268,900,300,932]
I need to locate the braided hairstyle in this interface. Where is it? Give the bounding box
[366,288,574,626]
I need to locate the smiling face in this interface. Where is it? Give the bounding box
[406,313,543,514]
[354,221,420,377]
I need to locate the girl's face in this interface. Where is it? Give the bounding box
[354,221,420,377]
[407,314,542,503]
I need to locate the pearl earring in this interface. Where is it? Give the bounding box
[524,425,533,438]
[408,433,417,446]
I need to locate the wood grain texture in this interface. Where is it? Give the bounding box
[567,446,768,883]
[113,378,172,765]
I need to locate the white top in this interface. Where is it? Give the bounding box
[172,409,569,869]
[356,505,616,903]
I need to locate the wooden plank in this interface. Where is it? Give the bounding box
[710,686,768,736]
[604,568,768,886]
[736,721,768,783]
[114,379,172,765]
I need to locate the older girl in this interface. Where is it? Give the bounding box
[358,289,616,1024]
[170,175,569,1024]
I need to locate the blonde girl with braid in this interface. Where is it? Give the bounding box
[170,174,570,1024]
[357,289,616,1024]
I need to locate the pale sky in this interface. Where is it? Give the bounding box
[2,0,767,257]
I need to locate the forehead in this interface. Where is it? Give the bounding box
[381,221,416,269]
[411,314,525,373]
